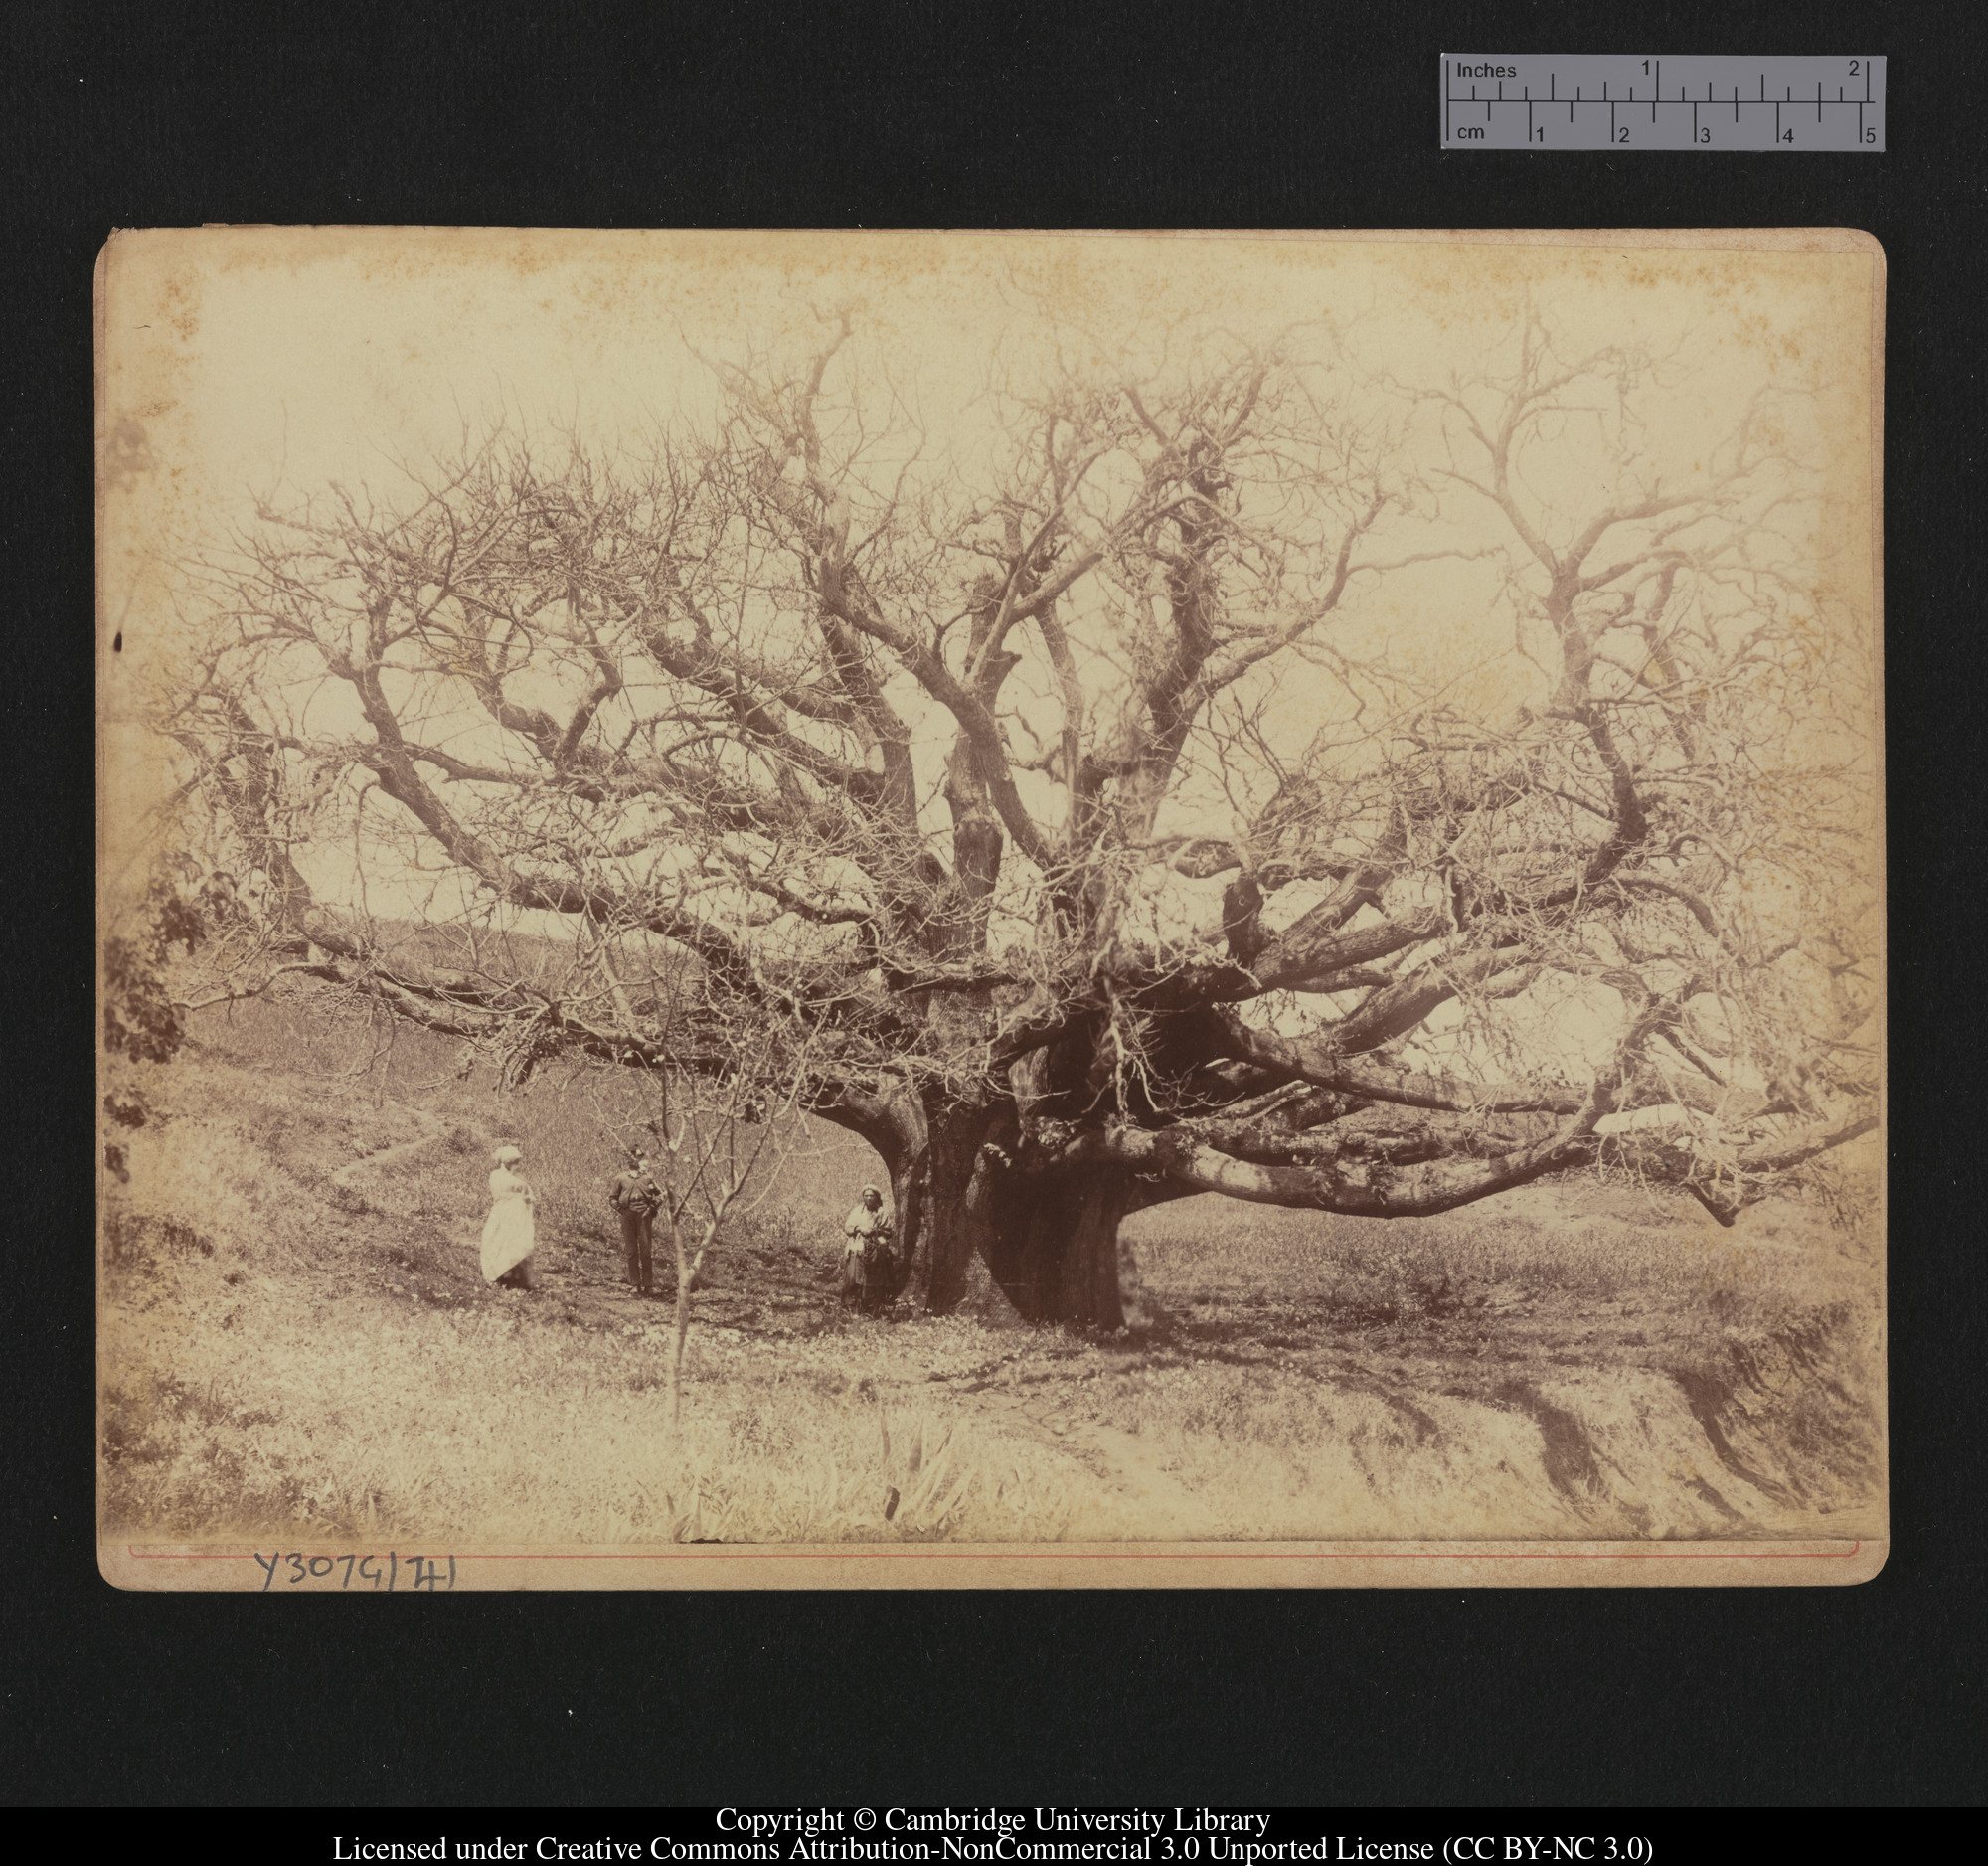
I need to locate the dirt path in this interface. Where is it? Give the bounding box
[327,1109,450,1189]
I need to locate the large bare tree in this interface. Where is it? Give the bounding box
[152,309,1879,1324]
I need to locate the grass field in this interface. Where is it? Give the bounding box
[98,995,1886,1547]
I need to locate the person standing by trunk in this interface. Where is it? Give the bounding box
[609,1149,663,1294]
[841,1184,893,1314]
[480,1144,538,1292]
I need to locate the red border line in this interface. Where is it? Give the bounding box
[128,1540,1864,1563]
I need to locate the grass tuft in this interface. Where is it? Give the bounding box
[101,1003,1885,1546]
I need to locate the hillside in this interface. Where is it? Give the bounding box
[99,998,1886,1547]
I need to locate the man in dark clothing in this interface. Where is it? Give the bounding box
[608,1151,663,1293]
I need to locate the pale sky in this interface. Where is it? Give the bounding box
[97,229,1882,1094]
[100,227,1871,539]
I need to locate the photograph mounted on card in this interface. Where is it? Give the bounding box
[96,228,1885,1588]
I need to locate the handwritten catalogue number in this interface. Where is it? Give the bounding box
[251,1551,457,1592]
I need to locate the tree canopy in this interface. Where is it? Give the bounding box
[146,298,1881,1323]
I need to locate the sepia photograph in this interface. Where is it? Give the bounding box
[96,228,1885,1588]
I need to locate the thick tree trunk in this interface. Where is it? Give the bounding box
[858,1103,994,1315]
[916,1103,1005,1314]
[980,1166,1141,1328]
[884,1143,927,1304]
[857,1101,1151,1329]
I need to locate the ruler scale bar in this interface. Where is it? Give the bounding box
[1440,54,1884,149]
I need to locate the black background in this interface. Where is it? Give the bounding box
[6,0,1982,1809]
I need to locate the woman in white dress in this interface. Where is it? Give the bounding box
[480,1144,538,1290]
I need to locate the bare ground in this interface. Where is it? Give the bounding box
[99,1039,1886,1546]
